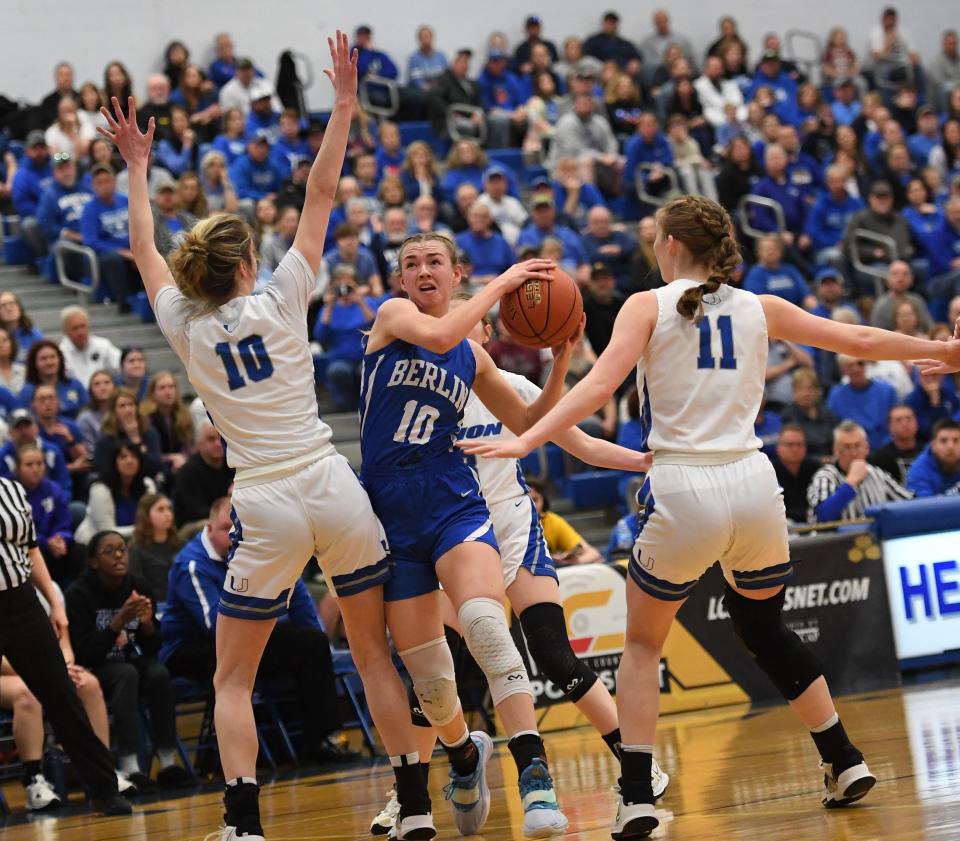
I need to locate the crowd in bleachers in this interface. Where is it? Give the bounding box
[2,4,960,811]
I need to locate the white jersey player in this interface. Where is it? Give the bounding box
[461,195,960,840]
[99,33,439,841]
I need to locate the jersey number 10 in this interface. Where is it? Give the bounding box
[215,335,275,391]
[696,315,737,370]
[393,400,440,445]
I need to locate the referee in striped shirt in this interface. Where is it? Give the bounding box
[807,420,913,522]
[0,476,131,815]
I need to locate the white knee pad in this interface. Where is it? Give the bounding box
[398,637,461,727]
[457,597,531,706]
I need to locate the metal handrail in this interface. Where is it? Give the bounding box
[53,239,100,299]
[446,103,487,145]
[850,228,898,297]
[359,75,400,120]
[634,163,679,208]
[737,193,786,239]
[785,29,823,84]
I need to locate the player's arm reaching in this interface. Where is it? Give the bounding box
[292,31,357,276]
[550,426,652,473]
[916,315,960,375]
[461,291,659,459]
[97,97,174,307]
[369,259,556,355]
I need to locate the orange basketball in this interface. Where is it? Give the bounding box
[499,268,584,349]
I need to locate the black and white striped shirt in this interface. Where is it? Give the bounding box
[806,463,913,522]
[0,478,37,591]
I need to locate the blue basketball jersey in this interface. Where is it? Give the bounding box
[358,337,477,469]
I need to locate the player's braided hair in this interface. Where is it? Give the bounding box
[169,213,253,316]
[656,196,741,325]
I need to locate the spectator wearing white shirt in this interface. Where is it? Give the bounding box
[57,307,121,387]
[476,165,527,246]
[868,7,924,92]
[695,56,747,127]
[45,97,95,159]
[218,58,262,116]
[547,93,620,188]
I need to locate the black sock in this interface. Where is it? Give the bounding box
[442,731,479,776]
[420,761,431,786]
[408,684,432,729]
[811,718,862,773]
[619,749,653,805]
[224,780,262,836]
[508,732,546,777]
[21,759,42,784]
[602,728,623,759]
[392,756,431,819]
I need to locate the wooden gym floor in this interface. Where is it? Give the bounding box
[2,679,958,840]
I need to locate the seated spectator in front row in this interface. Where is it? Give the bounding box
[0,409,70,499]
[76,443,157,544]
[128,494,180,602]
[906,418,960,497]
[870,405,925,485]
[171,422,234,529]
[159,499,358,763]
[827,356,900,449]
[807,421,912,522]
[527,477,602,565]
[65,531,192,791]
[313,265,378,412]
[15,443,84,585]
[768,424,820,524]
[80,164,142,313]
[58,306,121,388]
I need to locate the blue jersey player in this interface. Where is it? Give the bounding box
[360,233,572,838]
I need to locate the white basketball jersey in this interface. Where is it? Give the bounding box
[637,279,767,456]
[459,369,540,505]
[154,248,333,473]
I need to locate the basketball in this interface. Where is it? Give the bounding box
[499,268,584,349]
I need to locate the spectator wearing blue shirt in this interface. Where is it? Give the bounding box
[827,356,900,448]
[751,144,808,236]
[324,223,383,295]
[928,198,960,310]
[440,140,521,204]
[548,160,606,229]
[29,382,88,483]
[0,292,43,364]
[809,267,860,322]
[154,107,198,178]
[20,340,88,421]
[830,79,862,126]
[906,419,960,497]
[353,24,399,80]
[36,153,93,287]
[211,107,249,165]
[902,177,943,259]
[0,409,72,500]
[516,194,589,282]
[907,106,942,169]
[80,164,141,312]
[15,441,84,585]
[744,235,816,308]
[624,113,675,218]
[159,498,356,764]
[607,510,639,562]
[270,109,311,180]
[244,80,280,143]
[313,265,378,412]
[407,25,448,91]
[779,125,823,201]
[582,205,636,292]
[905,371,960,439]
[478,50,528,148]
[747,50,800,126]
[208,33,240,90]
[229,133,285,206]
[455,204,515,281]
[804,165,866,264]
[373,121,405,180]
[12,131,54,259]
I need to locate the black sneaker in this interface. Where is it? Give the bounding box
[93,793,134,815]
[157,764,195,789]
[126,771,158,794]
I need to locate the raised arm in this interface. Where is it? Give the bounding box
[97,97,174,307]
[762,295,960,365]
[293,31,357,275]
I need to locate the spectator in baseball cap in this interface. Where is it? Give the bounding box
[514,15,559,75]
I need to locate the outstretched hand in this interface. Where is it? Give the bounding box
[458,435,534,461]
[97,97,154,168]
[324,29,359,105]
[551,313,586,362]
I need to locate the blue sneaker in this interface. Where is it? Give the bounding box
[442,731,493,835]
[519,758,568,838]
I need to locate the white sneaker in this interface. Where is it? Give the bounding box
[610,795,658,840]
[651,757,669,801]
[371,786,401,835]
[519,759,569,838]
[442,730,493,835]
[202,828,266,841]
[116,770,138,795]
[24,773,61,811]
[821,760,876,808]
[392,812,436,840]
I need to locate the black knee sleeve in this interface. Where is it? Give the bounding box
[406,681,433,729]
[519,602,598,703]
[724,585,823,701]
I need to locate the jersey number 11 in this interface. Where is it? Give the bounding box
[696,315,737,370]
